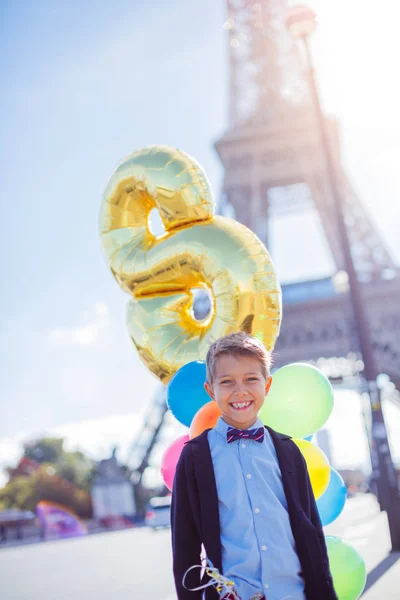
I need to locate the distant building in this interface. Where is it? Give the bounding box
[91,448,136,523]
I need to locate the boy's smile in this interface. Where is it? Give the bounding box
[204,353,272,430]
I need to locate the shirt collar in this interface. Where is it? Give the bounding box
[214,416,265,439]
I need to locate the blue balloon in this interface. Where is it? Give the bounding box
[317,467,347,526]
[167,361,209,427]
[304,434,314,442]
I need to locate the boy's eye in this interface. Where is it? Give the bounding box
[221,379,232,385]
[247,377,258,382]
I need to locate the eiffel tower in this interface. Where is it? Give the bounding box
[128,0,400,485]
[216,0,400,383]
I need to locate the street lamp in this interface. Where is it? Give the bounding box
[285,4,400,552]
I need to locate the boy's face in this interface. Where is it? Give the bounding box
[204,353,272,430]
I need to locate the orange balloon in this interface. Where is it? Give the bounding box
[190,401,222,439]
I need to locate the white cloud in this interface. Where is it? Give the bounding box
[48,302,111,347]
[52,412,144,462]
[93,302,109,318]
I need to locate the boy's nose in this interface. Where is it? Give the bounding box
[234,385,247,396]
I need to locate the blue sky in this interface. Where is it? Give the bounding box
[1,0,400,473]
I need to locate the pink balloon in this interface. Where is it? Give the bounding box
[161,434,189,491]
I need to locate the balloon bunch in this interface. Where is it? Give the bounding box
[100,145,366,600]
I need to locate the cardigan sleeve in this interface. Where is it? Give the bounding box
[171,448,203,600]
[301,454,338,600]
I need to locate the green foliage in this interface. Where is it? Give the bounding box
[1,437,95,518]
[0,476,37,511]
[24,438,64,464]
[55,450,94,491]
[22,438,94,491]
[0,469,92,518]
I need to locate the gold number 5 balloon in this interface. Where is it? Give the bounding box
[100,145,281,383]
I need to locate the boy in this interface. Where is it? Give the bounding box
[171,332,337,600]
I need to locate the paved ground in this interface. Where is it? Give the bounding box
[0,494,398,599]
[0,525,175,599]
[362,554,400,600]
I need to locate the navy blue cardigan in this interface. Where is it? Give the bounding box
[171,426,337,600]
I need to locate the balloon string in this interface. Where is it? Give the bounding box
[182,559,241,599]
[182,562,304,600]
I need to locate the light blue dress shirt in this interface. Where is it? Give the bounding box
[208,417,305,600]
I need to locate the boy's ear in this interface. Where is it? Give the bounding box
[204,381,215,400]
[265,376,272,396]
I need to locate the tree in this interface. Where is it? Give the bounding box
[24,438,64,464]
[0,475,37,512]
[1,437,95,518]
[11,437,95,491]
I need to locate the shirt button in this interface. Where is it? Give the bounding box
[254,508,260,514]
[246,473,251,479]
[261,545,267,551]
[265,584,269,589]
[241,443,246,448]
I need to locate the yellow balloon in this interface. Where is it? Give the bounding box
[100,145,281,383]
[293,439,330,499]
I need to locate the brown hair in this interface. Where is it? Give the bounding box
[206,332,272,384]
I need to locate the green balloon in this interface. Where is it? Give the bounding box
[326,536,366,600]
[259,363,334,438]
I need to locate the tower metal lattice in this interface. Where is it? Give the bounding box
[226,0,311,125]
